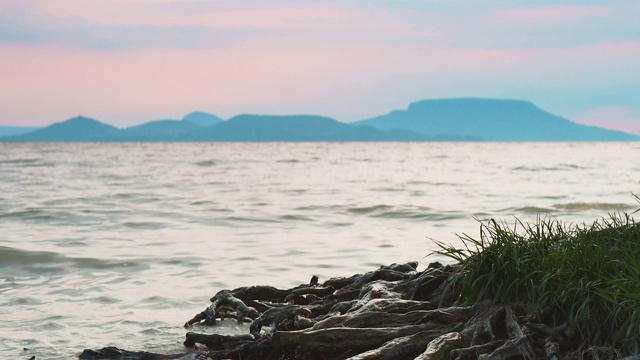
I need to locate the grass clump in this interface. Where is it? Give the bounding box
[434,210,640,353]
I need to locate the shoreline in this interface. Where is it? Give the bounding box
[79,213,640,359]
[78,261,627,360]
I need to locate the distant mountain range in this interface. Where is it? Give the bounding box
[1,99,637,142]
[0,125,43,137]
[354,98,636,141]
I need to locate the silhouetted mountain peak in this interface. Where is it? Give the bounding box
[354,97,638,141]
[1,115,120,142]
[182,112,223,126]
[228,114,340,125]
[64,115,100,123]
[121,119,200,140]
[406,98,540,117]
[183,114,428,141]
[2,98,638,142]
[50,116,118,130]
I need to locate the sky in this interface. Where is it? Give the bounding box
[1,0,639,133]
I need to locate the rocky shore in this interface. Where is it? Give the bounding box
[79,259,628,360]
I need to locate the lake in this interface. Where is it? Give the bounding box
[0,142,638,359]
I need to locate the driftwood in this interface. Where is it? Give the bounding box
[80,261,632,360]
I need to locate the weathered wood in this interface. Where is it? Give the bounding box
[504,306,523,339]
[323,273,362,290]
[210,290,260,324]
[311,310,439,330]
[478,337,534,360]
[348,298,438,314]
[79,347,200,360]
[290,285,335,298]
[227,285,291,303]
[80,261,634,360]
[461,302,501,345]
[524,322,568,338]
[183,332,254,349]
[345,330,444,360]
[414,332,466,360]
[327,299,359,314]
[270,329,304,349]
[450,340,505,360]
[183,304,216,328]
[293,314,316,330]
[544,340,559,360]
[249,305,311,335]
[359,280,403,301]
[296,324,436,354]
[204,339,281,360]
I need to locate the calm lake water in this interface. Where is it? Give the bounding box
[1,142,639,359]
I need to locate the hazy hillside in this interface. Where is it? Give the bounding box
[353,98,638,141]
[0,126,43,137]
[2,99,638,142]
[182,114,430,141]
[1,116,121,142]
[182,112,223,126]
[121,120,200,141]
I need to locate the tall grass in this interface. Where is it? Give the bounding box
[434,209,640,352]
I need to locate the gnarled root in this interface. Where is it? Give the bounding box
[82,261,628,360]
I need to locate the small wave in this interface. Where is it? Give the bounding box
[206,207,233,213]
[406,180,456,186]
[371,187,404,192]
[122,221,169,230]
[95,296,121,304]
[513,164,587,172]
[0,246,62,266]
[232,256,259,261]
[276,159,301,163]
[509,206,554,214]
[347,205,463,221]
[114,192,137,199]
[0,158,52,167]
[294,205,341,211]
[553,202,635,212]
[315,263,339,269]
[2,296,43,306]
[225,216,280,223]
[283,189,308,194]
[347,205,393,215]
[0,246,144,273]
[0,209,58,221]
[72,257,142,269]
[282,250,309,256]
[195,160,217,167]
[278,214,313,221]
[539,195,567,200]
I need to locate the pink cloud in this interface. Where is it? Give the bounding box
[1,2,639,127]
[573,106,640,134]
[2,38,640,127]
[0,43,391,126]
[27,0,358,30]
[379,40,640,84]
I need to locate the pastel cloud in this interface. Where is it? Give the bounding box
[0,0,639,129]
[573,106,640,134]
[36,0,352,30]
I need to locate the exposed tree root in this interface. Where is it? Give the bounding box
[80,261,634,360]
